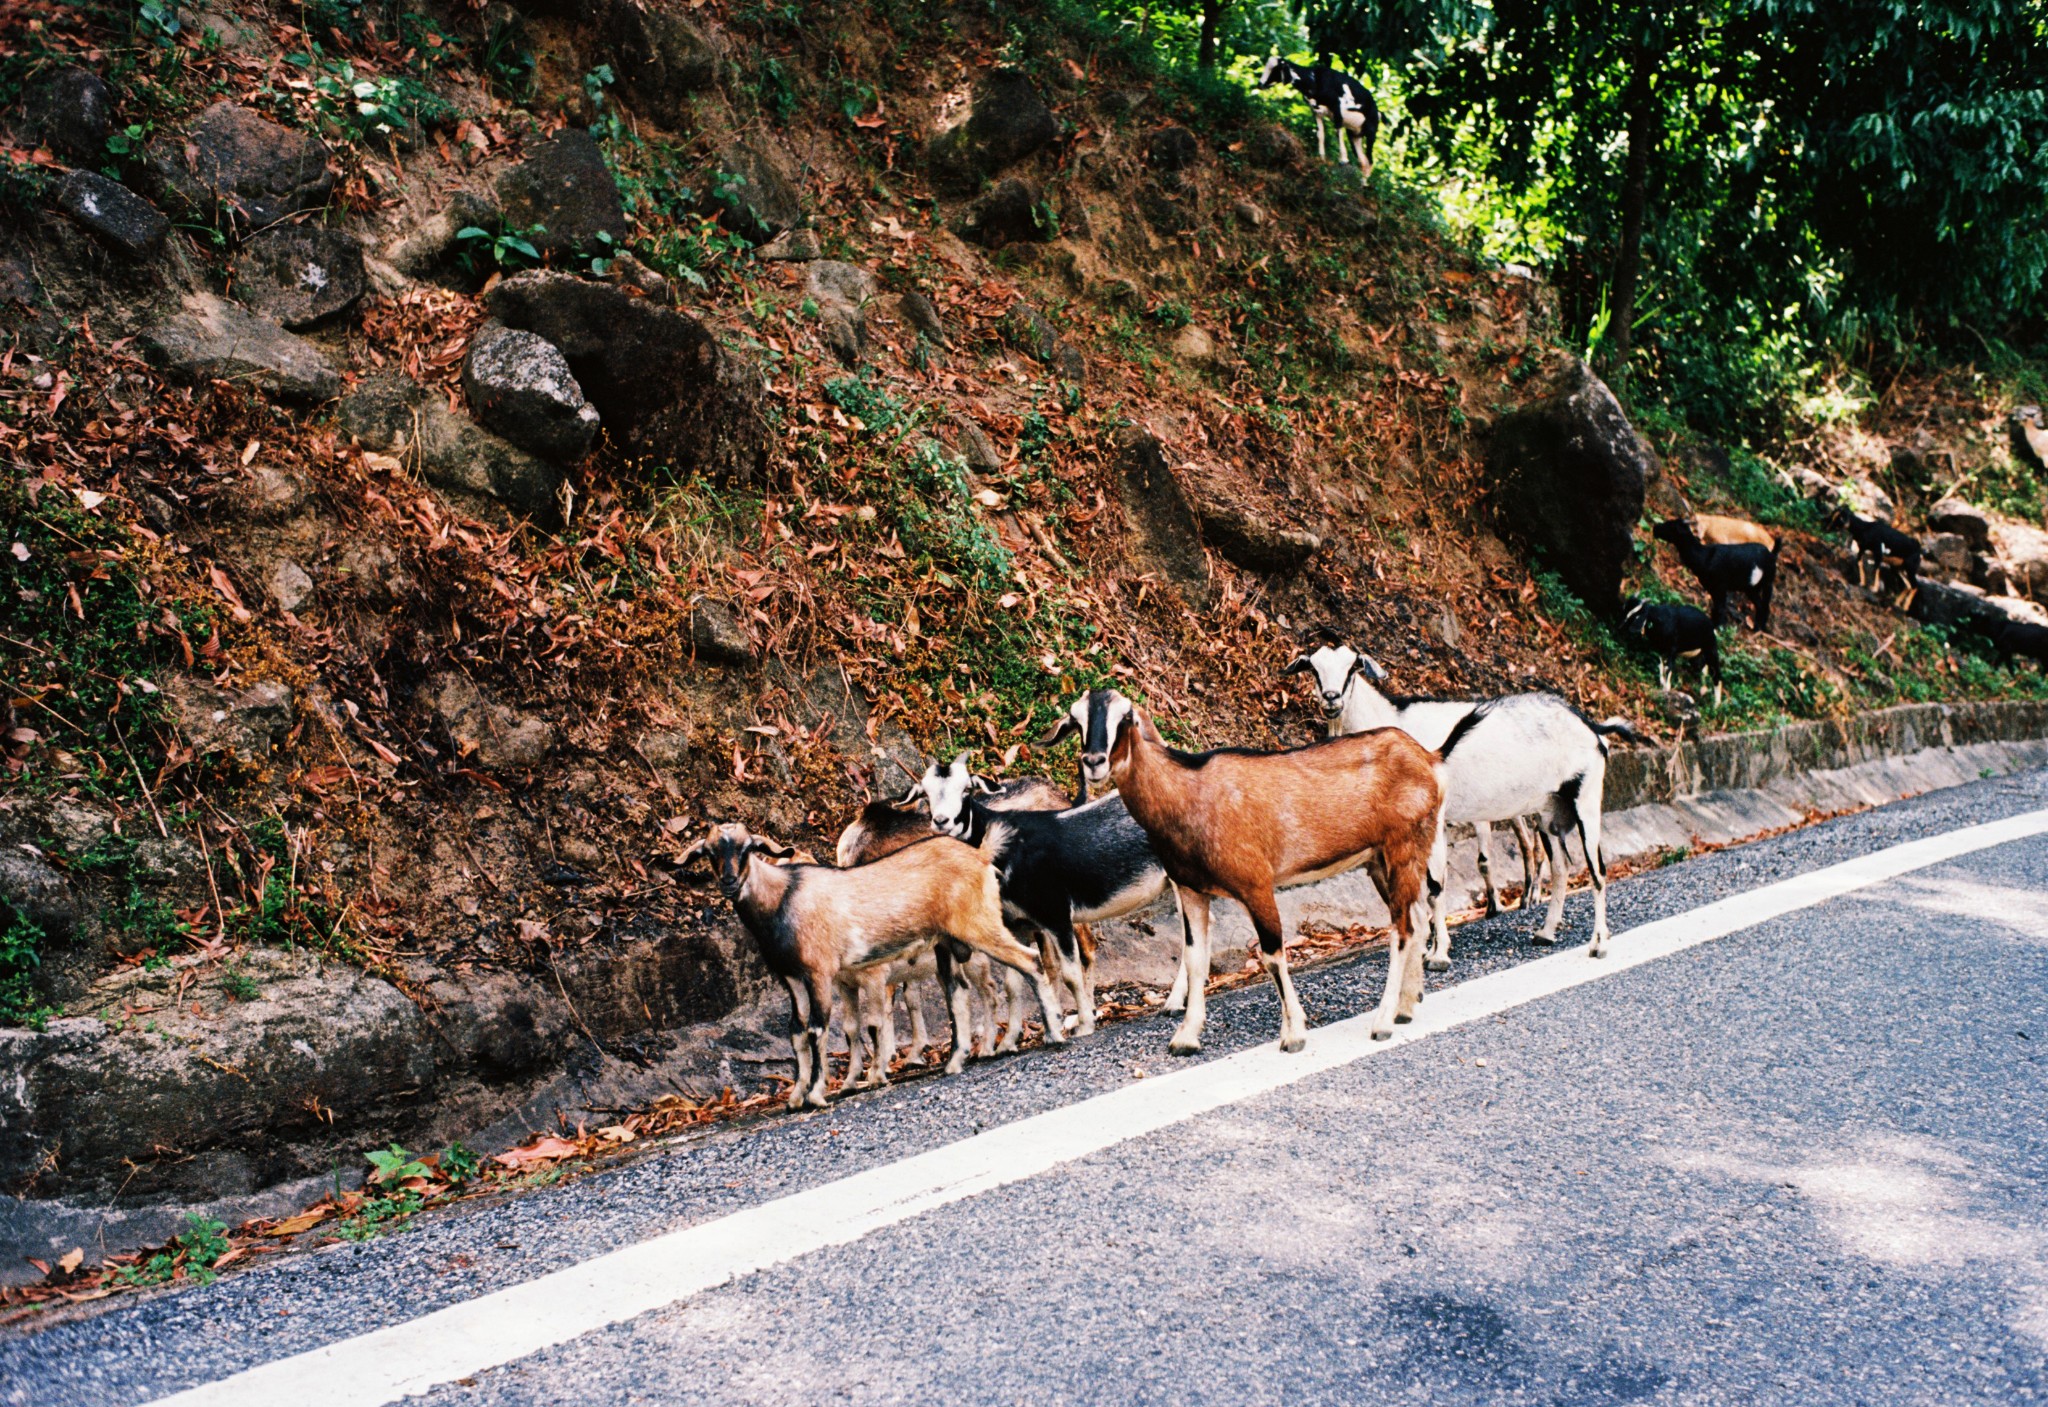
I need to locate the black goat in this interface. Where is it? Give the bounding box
[916,755,1172,1038]
[1826,505,1920,609]
[1622,598,1723,704]
[1257,57,1379,175]
[1991,617,2048,671]
[1652,518,1775,630]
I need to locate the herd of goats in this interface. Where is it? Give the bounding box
[679,491,2035,1110]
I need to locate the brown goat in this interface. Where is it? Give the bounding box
[1692,513,1776,552]
[833,767,1080,1066]
[1050,689,1443,1052]
[680,822,1064,1108]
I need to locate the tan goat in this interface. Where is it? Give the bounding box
[1691,513,1776,552]
[1049,689,1443,1052]
[680,822,1065,1108]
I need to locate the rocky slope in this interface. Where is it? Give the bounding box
[4,0,2047,1250]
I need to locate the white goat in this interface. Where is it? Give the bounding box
[1285,643,1641,961]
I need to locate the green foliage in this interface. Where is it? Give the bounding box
[453,221,546,276]
[747,56,800,123]
[439,1141,481,1183]
[284,45,456,145]
[1701,643,1845,730]
[365,1144,432,1185]
[118,1214,228,1286]
[219,965,261,1002]
[1150,300,1194,330]
[0,904,51,1029]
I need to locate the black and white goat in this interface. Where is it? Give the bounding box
[681,822,1064,1108]
[1652,518,1776,630]
[1284,644,1541,917]
[1257,56,1379,175]
[914,754,1174,1037]
[1621,598,1724,704]
[1826,504,1921,609]
[1284,642,1642,963]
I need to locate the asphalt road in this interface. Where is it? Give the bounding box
[7,770,2048,1407]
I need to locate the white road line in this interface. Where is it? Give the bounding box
[148,806,2048,1407]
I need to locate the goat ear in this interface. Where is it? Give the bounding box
[1039,715,1081,746]
[1281,654,1316,677]
[677,838,710,869]
[968,774,998,794]
[893,782,924,807]
[750,837,795,860]
[1355,654,1388,683]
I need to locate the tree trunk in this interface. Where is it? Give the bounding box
[1197,0,1228,71]
[1605,41,1658,388]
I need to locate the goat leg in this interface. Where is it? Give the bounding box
[1243,889,1307,1052]
[1315,111,1328,162]
[1169,891,1213,1054]
[1423,828,1454,972]
[1532,829,1570,945]
[1511,817,1543,910]
[936,942,976,1075]
[781,975,814,1111]
[1474,820,1504,917]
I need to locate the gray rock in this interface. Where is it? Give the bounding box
[495,128,626,258]
[689,598,757,666]
[336,373,425,449]
[42,799,112,855]
[146,101,333,232]
[0,849,78,946]
[819,305,864,367]
[55,171,169,259]
[897,291,948,345]
[1114,429,1210,603]
[604,0,723,113]
[945,414,1003,473]
[1922,531,1969,577]
[1486,353,1653,616]
[140,294,342,403]
[958,178,1051,249]
[23,66,111,162]
[338,540,413,604]
[1146,125,1199,173]
[706,140,803,245]
[462,323,600,462]
[1051,341,1086,385]
[486,270,768,484]
[756,227,821,262]
[242,463,309,522]
[1928,496,1992,550]
[428,674,554,771]
[414,399,564,522]
[163,674,295,760]
[928,68,1058,194]
[383,190,498,277]
[1989,520,2048,595]
[805,260,876,309]
[268,558,314,613]
[1169,324,1223,370]
[1232,198,1266,227]
[234,225,365,328]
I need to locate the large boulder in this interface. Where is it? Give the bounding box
[146,102,333,232]
[234,225,365,327]
[603,0,723,114]
[494,128,626,258]
[23,66,111,162]
[927,68,1058,194]
[462,323,601,462]
[705,140,803,245]
[140,294,341,403]
[1114,429,1210,603]
[804,261,874,369]
[163,675,296,761]
[1247,123,1305,170]
[1988,520,2048,595]
[957,178,1050,250]
[54,171,169,260]
[1486,354,1652,615]
[426,674,554,771]
[485,271,768,482]
[1928,496,1992,550]
[1145,126,1200,174]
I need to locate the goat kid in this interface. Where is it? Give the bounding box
[834,770,1072,1062]
[681,822,1064,1108]
[1827,504,1921,609]
[1284,643,1544,917]
[919,753,1173,1037]
[1063,688,1442,1048]
[1621,598,1724,704]
[1257,56,1379,175]
[1652,518,1776,630]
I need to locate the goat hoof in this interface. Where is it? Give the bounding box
[1280,1036,1306,1053]
[1531,932,1559,947]
[1168,1037,1202,1057]
[1425,957,1451,973]
[1393,1013,1413,1025]
[1484,900,1501,918]
[805,1091,829,1109]
[1370,1026,1392,1042]
[784,1094,806,1112]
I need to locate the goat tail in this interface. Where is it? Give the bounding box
[1589,717,1649,747]
[976,818,1016,867]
